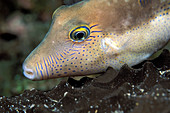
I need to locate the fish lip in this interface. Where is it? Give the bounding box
[22,64,36,80]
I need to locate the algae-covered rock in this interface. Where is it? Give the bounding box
[0,49,169,113]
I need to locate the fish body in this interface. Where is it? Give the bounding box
[23,0,170,80]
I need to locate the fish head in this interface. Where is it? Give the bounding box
[22,1,108,80]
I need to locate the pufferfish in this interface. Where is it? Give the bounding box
[23,0,170,80]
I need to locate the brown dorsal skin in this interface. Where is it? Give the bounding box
[23,0,170,80]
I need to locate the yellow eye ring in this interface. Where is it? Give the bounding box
[69,25,90,42]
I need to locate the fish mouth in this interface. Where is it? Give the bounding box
[23,64,36,80]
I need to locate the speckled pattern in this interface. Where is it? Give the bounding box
[0,49,170,113]
[23,0,170,80]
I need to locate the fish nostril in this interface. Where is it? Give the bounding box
[25,70,34,75]
[23,65,35,80]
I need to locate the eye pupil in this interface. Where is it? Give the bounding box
[75,31,85,40]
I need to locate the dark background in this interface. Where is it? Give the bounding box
[0,0,82,96]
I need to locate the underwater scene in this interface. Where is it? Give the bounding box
[0,0,169,112]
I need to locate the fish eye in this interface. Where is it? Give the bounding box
[69,25,90,42]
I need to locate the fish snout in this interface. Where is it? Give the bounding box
[23,64,36,80]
